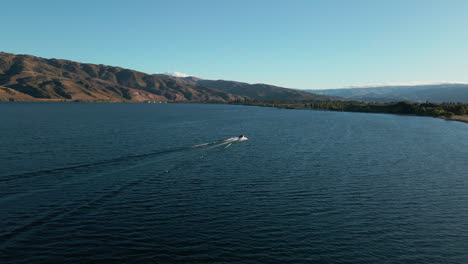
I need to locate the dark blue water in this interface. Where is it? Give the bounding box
[1,102,467,263]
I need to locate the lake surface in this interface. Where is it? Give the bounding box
[1,102,467,264]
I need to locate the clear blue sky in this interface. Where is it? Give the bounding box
[3,0,468,89]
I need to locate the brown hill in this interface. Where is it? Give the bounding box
[154,74,331,101]
[196,80,327,100]
[0,52,333,102]
[0,52,244,102]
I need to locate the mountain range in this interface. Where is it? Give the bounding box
[0,52,328,102]
[307,83,468,103]
[2,52,466,104]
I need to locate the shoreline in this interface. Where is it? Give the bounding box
[227,102,468,125]
[271,104,468,124]
[441,115,468,124]
[1,99,467,124]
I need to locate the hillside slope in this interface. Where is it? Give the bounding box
[154,74,332,101]
[0,52,244,102]
[0,52,335,102]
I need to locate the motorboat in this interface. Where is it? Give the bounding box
[238,135,248,141]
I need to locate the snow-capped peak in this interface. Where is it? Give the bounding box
[162,72,190,78]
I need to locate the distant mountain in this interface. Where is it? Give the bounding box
[155,74,330,101]
[0,52,332,102]
[307,84,468,103]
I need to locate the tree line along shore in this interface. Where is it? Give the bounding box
[228,99,468,123]
[2,98,467,123]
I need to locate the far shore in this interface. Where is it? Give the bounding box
[269,103,468,124]
[1,99,467,124]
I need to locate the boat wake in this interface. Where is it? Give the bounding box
[0,136,248,183]
[0,135,249,245]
